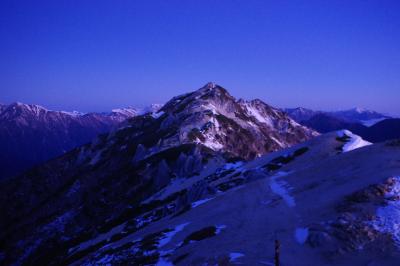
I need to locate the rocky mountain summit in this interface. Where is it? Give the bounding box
[155,82,317,159]
[0,83,317,265]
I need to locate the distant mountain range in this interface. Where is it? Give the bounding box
[1,99,396,181]
[0,102,161,179]
[284,107,392,126]
[1,83,400,265]
[285,107,400,143]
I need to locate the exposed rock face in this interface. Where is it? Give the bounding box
[158,82,317,160]
[0,83,317,265]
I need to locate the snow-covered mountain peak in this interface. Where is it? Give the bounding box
[111,107,138,117]
[60,110,85,117]
[10,101,47,111]
[353,107,366,113]
[1,102,50,119]
[136,103,163,115]
[139,83,318,159]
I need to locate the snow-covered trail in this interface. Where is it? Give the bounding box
[269,171,296,207]
[267,171,310,245]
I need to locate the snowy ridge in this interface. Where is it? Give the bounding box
[111,108,138,117]
[242,101,273,126]
[337,130,371,152]
[60,110,85,117]
[269,171,296,207]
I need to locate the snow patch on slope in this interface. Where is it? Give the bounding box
[158,222,190,248]
[360,118,386,127]
[294,227,309,244]
[152,111,165,119]
[229,252,245,263]
[60,110,85,117]
[269,171,296,207]
[191,198,214,208]
[216,225,227,234]
[370,177,400,247]
[337,130,371,152]
[243,102,273,126]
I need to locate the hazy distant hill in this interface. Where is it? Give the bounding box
[285,107,391,126]
[300,113,400,143]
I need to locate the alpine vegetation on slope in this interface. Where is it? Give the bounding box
[0,83,317,265]
[0,102,157,179]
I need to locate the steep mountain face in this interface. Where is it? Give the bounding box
[65,132,400,266]
[158,83,318,159]
[0,83,317,265]
[0,103,139,179]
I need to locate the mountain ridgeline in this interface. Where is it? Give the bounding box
[285,107,391,125]
[0,83,317,265]
[0,103,162,179]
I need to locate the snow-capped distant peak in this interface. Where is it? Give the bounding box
[137,104,163,115]
[353,107,366,113]
[7,102,49,117]
[61,110,85,117]
[111,108,138,116]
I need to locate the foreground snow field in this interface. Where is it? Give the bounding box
[70,132,400,265]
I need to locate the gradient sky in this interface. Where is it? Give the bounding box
[1,0,399,115]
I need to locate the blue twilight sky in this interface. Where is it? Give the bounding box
[0,0,399,115]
